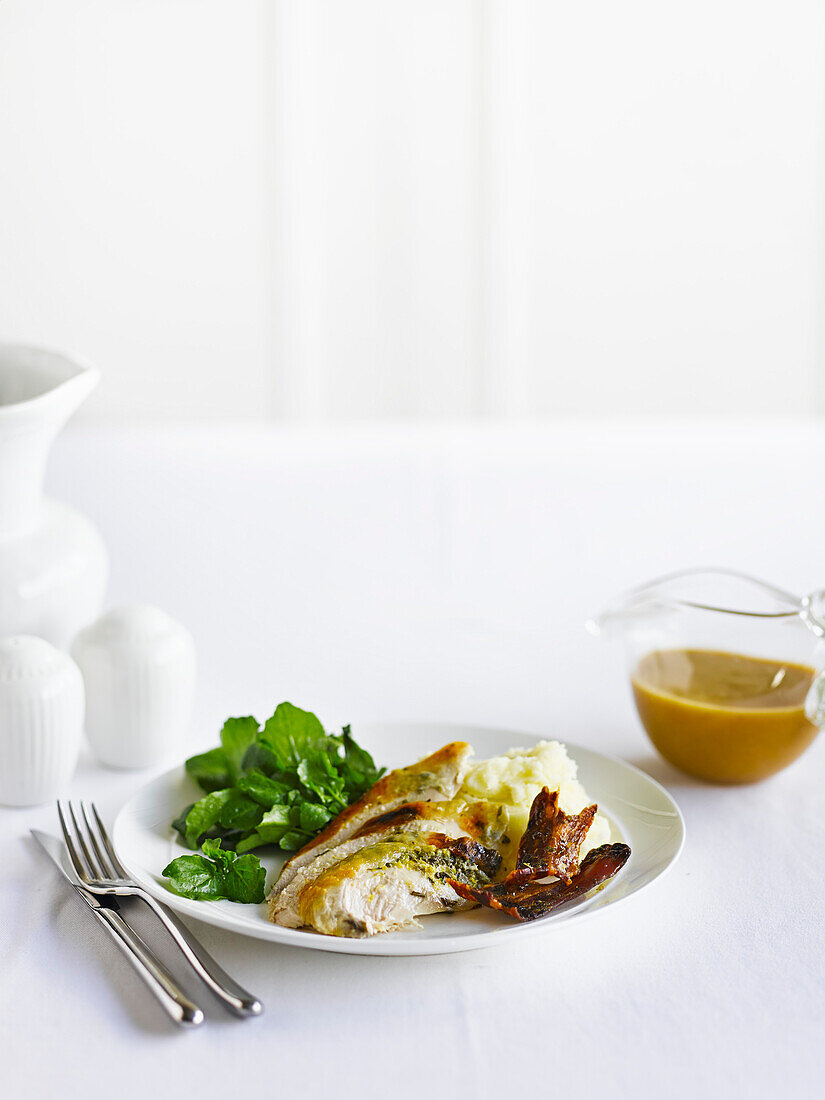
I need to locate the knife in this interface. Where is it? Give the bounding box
[31,830,204,1028]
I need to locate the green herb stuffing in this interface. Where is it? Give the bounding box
[387,844,491,890]
[163,702,384,902]
[311,836,492,896]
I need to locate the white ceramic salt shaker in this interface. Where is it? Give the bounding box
[0,636,84,806]
[71,605,196,769]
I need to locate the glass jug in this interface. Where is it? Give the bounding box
[589,569,825,783]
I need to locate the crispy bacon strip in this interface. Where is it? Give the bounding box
[514,786,598,884]
[515,787,559,870]
[448,842,631,922]
[542,803,598,883]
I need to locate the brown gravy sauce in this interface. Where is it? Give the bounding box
[631,648,819,783]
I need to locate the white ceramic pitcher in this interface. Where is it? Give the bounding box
[0,344,108,647]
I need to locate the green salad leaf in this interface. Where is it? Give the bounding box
[162,839,267,903]
[297,753,347,810]
[183,789,234,848]
[236,772,290,806]
[260,702,327,769]
[220,716,260,783]
[164,702,384,903]
[340,725,381,799]
[184,747,230,793]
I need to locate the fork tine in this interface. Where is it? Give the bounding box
[90,802,128,878]
[81,801,116,878]
[57,801,91,882]
[68,801,100,879]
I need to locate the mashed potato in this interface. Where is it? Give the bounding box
[460,740,611,861]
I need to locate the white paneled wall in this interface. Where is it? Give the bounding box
[491,2,825,417]
[1,1,824,421]
[0,1,271,420]
[271,2,481,418]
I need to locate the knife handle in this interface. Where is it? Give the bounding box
[94,906,204,1027]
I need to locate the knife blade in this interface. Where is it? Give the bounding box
[31,829,204,1028]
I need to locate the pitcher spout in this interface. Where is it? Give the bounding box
[0,344,99,537]
[0,343,99,423]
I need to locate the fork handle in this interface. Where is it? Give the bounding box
[95,907,205,1027]
[137,894,263,1017]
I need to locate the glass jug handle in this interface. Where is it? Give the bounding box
[800,590,825,639]
[804,627,825,727]
[805,672,825,727]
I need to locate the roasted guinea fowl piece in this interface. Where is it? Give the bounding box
[514,785,598,885]
[268,797,507,928]
[449,843,631,922]
[285,831,502,937]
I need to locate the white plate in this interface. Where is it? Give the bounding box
[113,723,685,956]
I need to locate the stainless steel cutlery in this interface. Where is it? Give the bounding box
[31,829,204,1028]
[35,799,264,1026]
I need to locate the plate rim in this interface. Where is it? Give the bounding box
[112,722,686,957]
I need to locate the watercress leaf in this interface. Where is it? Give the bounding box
[185,748,230,793]
[340,725,384,797]
[217,791,264,832]
[163,842,266,903]
[241,741,282,777]
[279,829,309,850]
[171,803,195,844]
[206,828,246,851]
[299,802,332,833]
[235,827,282,853]
[162,854,225,900]
[236,772,291,808]
[183,789,234,848]
[323,732,345,763]
[260,702,326,770]
[289,803,303,827]
[220,716,260,783]
[234,803,292,852]
[297,753,346,808]
[223,854,267,903]
[261,804,293,828]
[201,837,234,868]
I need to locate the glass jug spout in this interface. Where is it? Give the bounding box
[587,567,806,640]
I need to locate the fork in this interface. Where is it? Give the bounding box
[58,800,263,1018]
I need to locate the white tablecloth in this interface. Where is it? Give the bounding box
[3,422,823,1098]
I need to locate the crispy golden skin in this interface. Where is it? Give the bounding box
[352,798,507,847]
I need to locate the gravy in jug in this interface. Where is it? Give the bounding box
[631,648,819,783]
